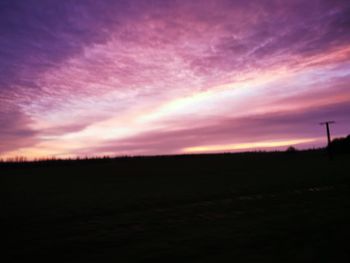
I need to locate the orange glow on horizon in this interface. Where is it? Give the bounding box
[182,138,319,154]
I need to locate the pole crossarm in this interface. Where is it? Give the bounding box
[319,121,335,125]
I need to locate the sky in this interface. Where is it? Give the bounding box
[1,0,350,159]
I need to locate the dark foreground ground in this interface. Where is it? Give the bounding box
[1,151,349,262]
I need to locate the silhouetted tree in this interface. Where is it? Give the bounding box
[286,146,298,153]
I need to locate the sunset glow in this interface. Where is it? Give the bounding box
[1,0,350,159]
[183,138,319,154]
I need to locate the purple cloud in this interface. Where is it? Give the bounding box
[0,108,38,153]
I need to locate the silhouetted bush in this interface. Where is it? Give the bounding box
[330,135,350,154]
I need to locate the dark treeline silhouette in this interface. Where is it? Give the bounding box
[2,134,349,168]
[0,148,325,170]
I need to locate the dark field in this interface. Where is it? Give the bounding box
[1,151,350,262]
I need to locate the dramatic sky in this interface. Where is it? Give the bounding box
[1,0,350,159]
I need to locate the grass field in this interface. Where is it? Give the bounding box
[1,150,350,262]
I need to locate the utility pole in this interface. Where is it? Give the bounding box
[320,121,335,159]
